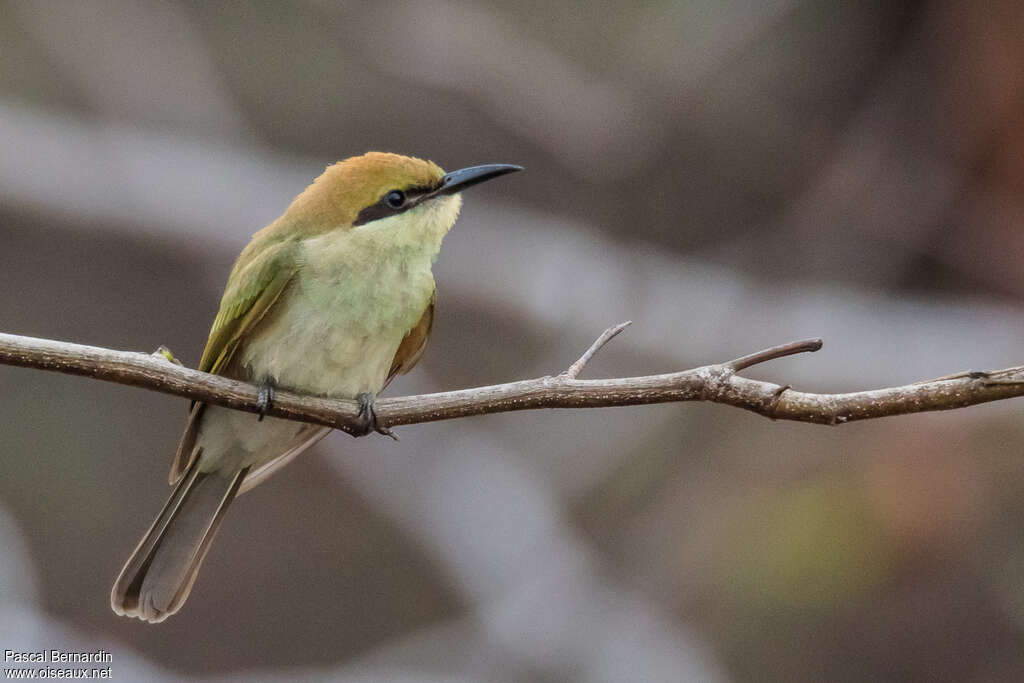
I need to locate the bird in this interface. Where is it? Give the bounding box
[111,152,522,622]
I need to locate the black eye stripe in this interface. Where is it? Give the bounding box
[353,185,433,226]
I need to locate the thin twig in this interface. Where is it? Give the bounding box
[726,338,823,372]
[561,321,632,379]
[1,330,1023,436]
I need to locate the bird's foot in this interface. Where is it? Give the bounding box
[256,381,275,422]
[354,392,398,440]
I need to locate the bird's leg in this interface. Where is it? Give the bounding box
[256,379,276,422]
[354,392,399,440]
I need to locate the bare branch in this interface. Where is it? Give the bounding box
[1,330,1022,436]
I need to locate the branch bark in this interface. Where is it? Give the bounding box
[1,327,1022,436]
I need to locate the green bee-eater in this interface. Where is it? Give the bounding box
[111,152,521,622]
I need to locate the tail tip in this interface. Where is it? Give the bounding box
[111,590,176,624]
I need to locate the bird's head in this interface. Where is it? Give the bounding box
[281,152,521,236]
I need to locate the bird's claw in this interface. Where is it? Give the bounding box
[257,382,275,422]
[354,392,398,440]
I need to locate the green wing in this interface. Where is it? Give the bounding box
[199,239,298,375]
[170,239,298,483]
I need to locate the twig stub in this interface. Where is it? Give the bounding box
[562,321,632,380]
[725,338,823,372]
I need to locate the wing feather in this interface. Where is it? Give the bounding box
[199,240,299,375]
[385,292,434,388]
[169,240,299,483]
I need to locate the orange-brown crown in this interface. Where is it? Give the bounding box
[278,152,445,235]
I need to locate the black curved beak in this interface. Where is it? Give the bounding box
[432,163,523,196]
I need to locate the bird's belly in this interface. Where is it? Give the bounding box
[196,407,315,473]
[238,261,433,398]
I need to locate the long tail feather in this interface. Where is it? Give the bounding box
[111,459,247,623]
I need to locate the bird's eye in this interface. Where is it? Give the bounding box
[386,190,406,209]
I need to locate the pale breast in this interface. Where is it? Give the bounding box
[239,225,438,398]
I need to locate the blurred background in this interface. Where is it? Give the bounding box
[1,0,1023,681]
